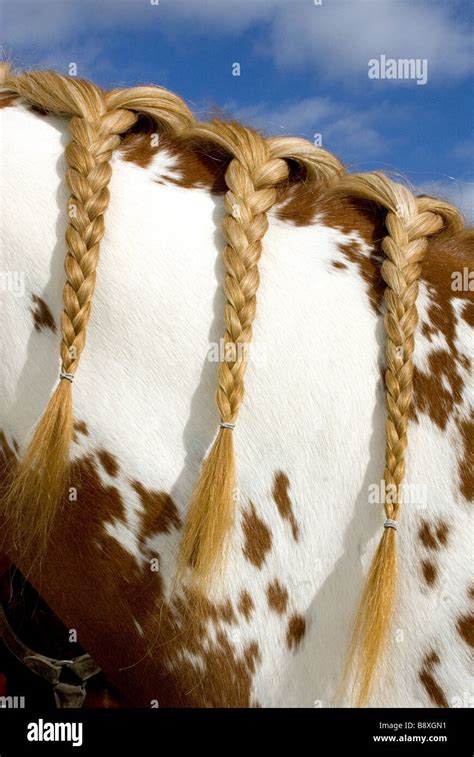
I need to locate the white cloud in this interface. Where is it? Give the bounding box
[0,0,283,45]
[417,179,474,224]
[270,0,473,82]
[1,0,472,83]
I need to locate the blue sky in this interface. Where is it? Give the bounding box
[1,0,473,219]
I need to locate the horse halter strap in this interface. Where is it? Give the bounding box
[0,603,101,708]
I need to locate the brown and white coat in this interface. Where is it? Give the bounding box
[0,90,472,708]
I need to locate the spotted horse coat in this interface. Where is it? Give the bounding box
[0,99,472,708]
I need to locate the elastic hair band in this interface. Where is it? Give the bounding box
[60,372,75,383]
[219,421,235,430]
[384,519,398,531]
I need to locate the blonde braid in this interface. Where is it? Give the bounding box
[177,128,345,590]
[216,137,343,423]
[333,173,464,705]
[178,122,289,587]
[1,69,138,554]
[382,189,458,513]
[217,128,290,424]
[1,67,193,558]
[61,107,138,377]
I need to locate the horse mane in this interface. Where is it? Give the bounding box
[0,61,470,706]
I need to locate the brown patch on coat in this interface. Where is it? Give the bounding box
[242,503,272,568]
[238,590,254,621]
[97,450,119,478]
[131,481,182,539]
[436,520,449,544]
[243,642,261,675]
[194,597,237,627]
[161,137,230,193]
[419,652,448,708]
[411,232,473,435]
[77,457,126,526]
[419,521,437,549]
[418,520,449,586]
[435,522,449,545]
[456,612,474,648]
[337,241,385,314]
[74,420,89,436]
[412,350,464,431]
[277,184,376,235]
[120,124,229,193]
[421,560,437,586]
[163,618,261,707]
[272,472,300,541]
[331,260,348,271]
[286,613,306,650]
[418,520,449,550]
[0,449,262,707]
[30,295,56,333]
[119,123,156,168]
[217,599,237,625]
[73,420,89,443]
[267,579,289,614]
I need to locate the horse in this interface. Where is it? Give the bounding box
[0,64,472,708]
